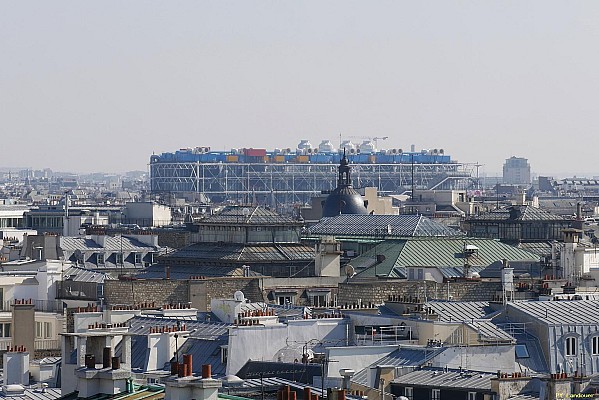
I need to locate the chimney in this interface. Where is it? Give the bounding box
[73,333,133,398]
[145,329,181,371]
[202,364,211,379]
[164,363,221,400]
[3,348,29,386]
[11,300,34,355]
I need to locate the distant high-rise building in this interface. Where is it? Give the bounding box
[503,156,531,185]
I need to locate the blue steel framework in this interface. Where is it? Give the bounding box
[149,149,474,205]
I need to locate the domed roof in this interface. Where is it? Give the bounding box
[322,149,368,217]
[322,187,368,217]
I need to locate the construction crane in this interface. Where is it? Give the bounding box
[343,135,389,148]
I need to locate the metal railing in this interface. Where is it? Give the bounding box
[0,300,64,313]
[57,281,99,301]
[355,325,415,345]
[34,339,60,350]
[0,339,59,351]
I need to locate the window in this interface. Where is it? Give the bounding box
[278,296,293,305]
[97,253,105,265]
[115,253,123,265]
[221,346,228,364]
[134,253,142,265]
[0,323,11,338]
[468,392,477,400]
[405,387,413,400]
[431,389,440,400]
[515,344,530,358]
[36,322,52,339]
[44,322,52,339]
[312,295,327,307]
[566,336,577,356]
[592,336,599,355]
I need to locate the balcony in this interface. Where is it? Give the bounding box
[0,300,65,313]
[56,281,99,301]
[0,338,60,351]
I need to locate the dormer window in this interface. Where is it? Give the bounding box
[592,336,599,356]
[97,253,105,265]
[566,336,577,356]
[116,253,124,266]
[134,253,142,265]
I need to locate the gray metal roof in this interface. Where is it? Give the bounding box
[509,333,549,374]
[466,205,568,222]
[175,337,227,376]
[506,392,540,400]
[135,265,263,280]
[425,301,497,322]
[392,368,495,391]
[465,320,515,342]
[352,346,443,385]
[239,377,363,399]
[161,243,314,263]
[117,316,230,372]
[0,388,62,400]
[127,316,230,339]
[60,235,159,252]
[506,300,599,325]
[308,215,463,237]
[198,206,300,226]
[62,266,115,283]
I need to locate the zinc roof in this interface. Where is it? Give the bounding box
[175,337,227,376]
[425,301,497,322]
[467,206,567,222]
[126,316,230,339]
[392,368,494,391]
[0,388,62,400]
[60,236,158,252]
[465,320,515,342]
[161,243,314,263]
[197,206,300,226]
[135,265,263,279]
[506,300,599,325]
[308,215,462,237]
[352,346,443,385]
[62,266,115,283]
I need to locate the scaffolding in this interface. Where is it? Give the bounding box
[149,160,475,205]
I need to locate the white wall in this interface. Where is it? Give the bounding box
[431,344,515,373]
[326,345,397,378]
[226,318,350,375]
[125,202,172,227]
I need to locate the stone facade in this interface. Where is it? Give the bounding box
[189,278,265,311]
[104,280,189,306]
[337,280,503,306]
[156,229,191,249]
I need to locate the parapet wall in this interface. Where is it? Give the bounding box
[337,280,502,306]
[104,280,189,306]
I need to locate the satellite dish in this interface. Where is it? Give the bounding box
[345,264,356,279]
[234,291,245,302]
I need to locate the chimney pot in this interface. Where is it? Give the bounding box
[202,364,212,378]
[103,347,112,368]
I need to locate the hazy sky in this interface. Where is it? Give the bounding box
[2,1,599,176]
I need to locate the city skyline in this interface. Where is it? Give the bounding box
[2,1,599,176]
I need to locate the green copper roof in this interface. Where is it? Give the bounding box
[352,237,540,278]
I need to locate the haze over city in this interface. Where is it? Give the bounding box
[2,1,599,177]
